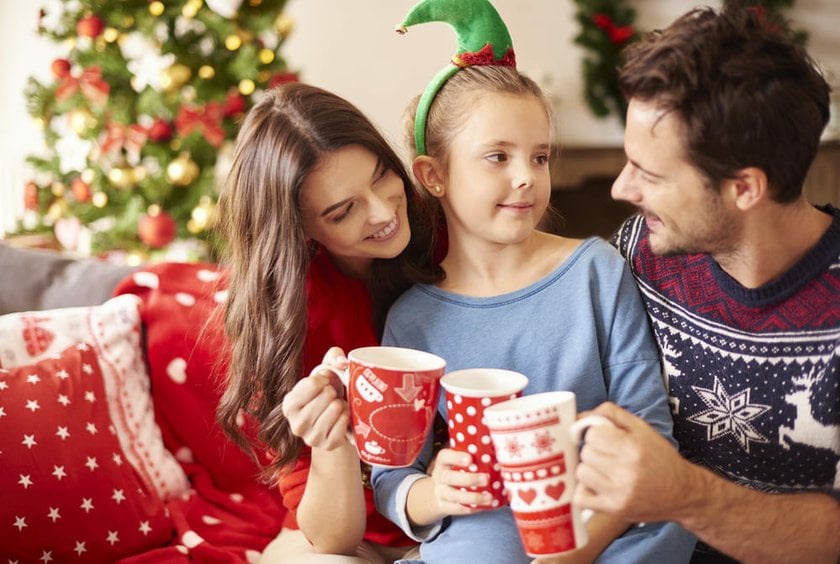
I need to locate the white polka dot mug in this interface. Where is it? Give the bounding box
[483,391,612,558]
[310,346,446,468]
[440,368,529,509]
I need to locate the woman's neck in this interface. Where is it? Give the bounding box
[328,253,372,280]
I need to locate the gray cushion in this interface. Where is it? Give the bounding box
[0,243,138,315]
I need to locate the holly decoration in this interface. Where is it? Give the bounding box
[573,0,805,121]
[18,0,298,259]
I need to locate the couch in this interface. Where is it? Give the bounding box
[0,243,287,562]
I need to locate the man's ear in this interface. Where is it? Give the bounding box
[724,167,767,211]
[412,155,446,198]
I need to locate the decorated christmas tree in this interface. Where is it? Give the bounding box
[17,0,297,261]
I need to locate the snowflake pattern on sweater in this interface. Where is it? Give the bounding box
[613,206,840,496]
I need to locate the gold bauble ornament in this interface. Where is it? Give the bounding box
[92,192,108,208]
[224,34,242,51]
[275,14,295,39]
[68,108,96,135]
[259,48,275,65]
[103,27,119,42]
[149,1,165,17]
[51,182,66,197]
[188,195,217,233]
[125,250,149,266]
[198,65,215,80]
[238,79,255,96]
[183,0,203,19]
[108,165,138,189]
[47,199,68,221]
[166,153,200,186]
[160,64,192,93]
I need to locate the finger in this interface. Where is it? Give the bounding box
[322,346,348,368]
[592,401,643,431]
[435,485,492,512]
[301,396,345,447]
[281,375,330,418]
[576,451,613,492]
[572,481,606,513]
[578,423,629,454]
[434,448,473,469]
[287,385,339,437]
[322,411,351,450]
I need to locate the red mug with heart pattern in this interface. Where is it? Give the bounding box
[483,391,612,558]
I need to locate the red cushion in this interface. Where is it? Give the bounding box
[0,343,174,560]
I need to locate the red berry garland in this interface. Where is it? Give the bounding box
[573,0,804,122]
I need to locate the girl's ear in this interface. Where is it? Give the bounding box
[412,155,446,198]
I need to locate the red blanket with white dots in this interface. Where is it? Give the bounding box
[113,262,286,562]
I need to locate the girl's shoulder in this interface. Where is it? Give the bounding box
[540,233,625,271]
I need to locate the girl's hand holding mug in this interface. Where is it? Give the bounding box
[428,448,492,516]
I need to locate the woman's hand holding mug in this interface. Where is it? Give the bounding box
[282,347,351,451]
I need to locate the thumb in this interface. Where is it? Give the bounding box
[592,401,643,431]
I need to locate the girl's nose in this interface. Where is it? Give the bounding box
[513,161,535,190]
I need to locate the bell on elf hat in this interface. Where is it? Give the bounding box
[396,0,516,156]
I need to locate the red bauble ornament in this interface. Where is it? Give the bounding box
[76,15,104,39]
[223,92,246,118]
[24,181,39,211]
[148,118,174,142]
[71,178,92,203]
[138,211,177,249]
[51,58,71,79]
[268,72,299,89]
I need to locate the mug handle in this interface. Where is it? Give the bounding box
[569,414,614,444]
[307,363,354,446]
[569,414,616,525]
[308,363,349,388]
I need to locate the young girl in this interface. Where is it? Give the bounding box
[216,82,433,563]
[370,65,697,563]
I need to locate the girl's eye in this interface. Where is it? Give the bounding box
[486,153,507,163]
[534,154,549,166]
[332,202,354,223]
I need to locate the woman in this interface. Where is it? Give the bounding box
[216,82,435,563]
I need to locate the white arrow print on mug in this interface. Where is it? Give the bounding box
[355,421,372,438]
[395,373,422,402]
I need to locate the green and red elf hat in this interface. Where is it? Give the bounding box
[396,0,516,156]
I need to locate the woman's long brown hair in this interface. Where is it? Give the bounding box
[216,83,440,482]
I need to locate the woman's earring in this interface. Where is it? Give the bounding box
[434,186,442,194]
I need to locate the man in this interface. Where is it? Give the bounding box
[574,5,840,563]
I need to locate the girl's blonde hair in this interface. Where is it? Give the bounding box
[407,65,552,170]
